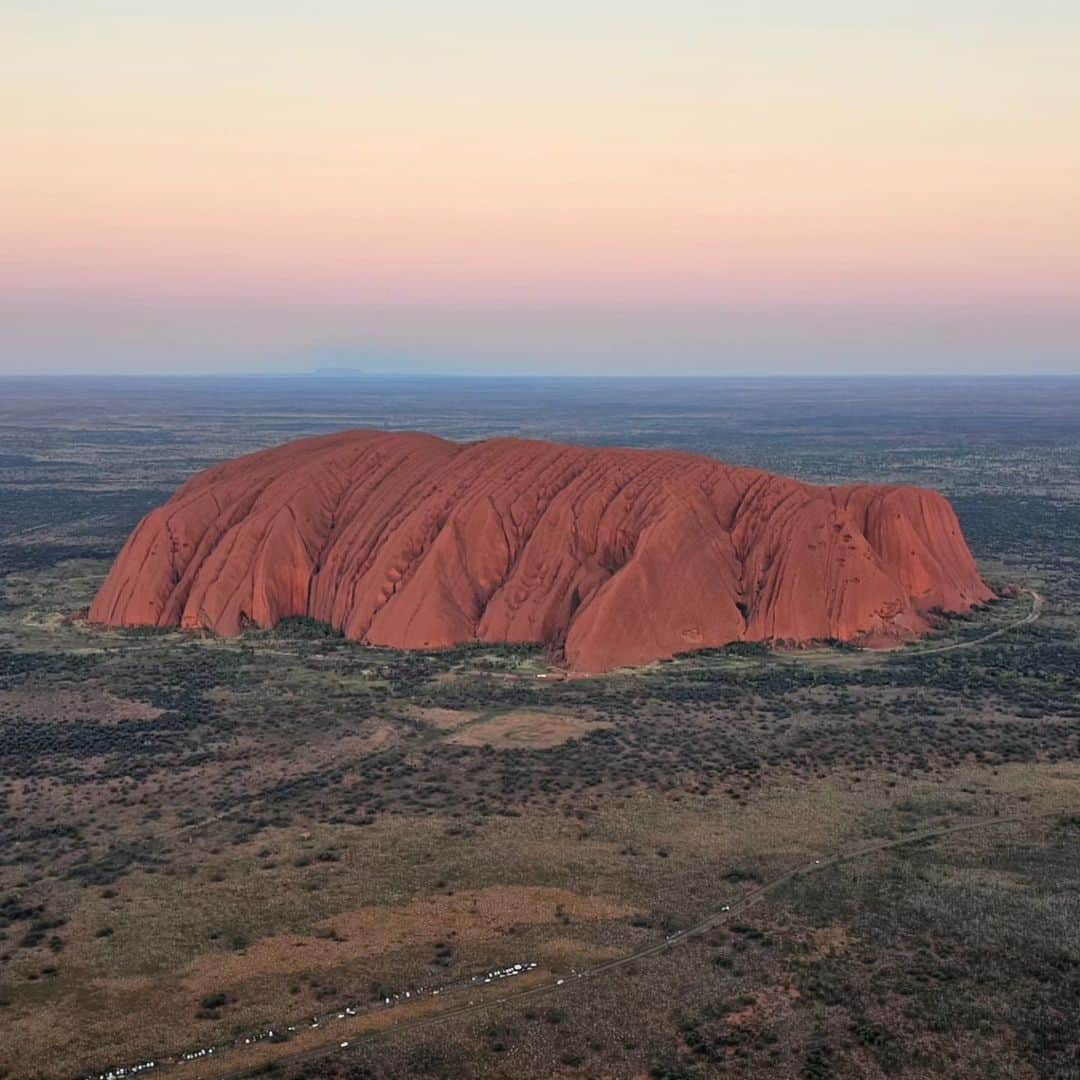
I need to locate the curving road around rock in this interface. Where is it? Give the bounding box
[902,587,1042,656]
[774,587,1043,667]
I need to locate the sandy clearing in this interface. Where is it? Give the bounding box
[177,885,633,995]
[447,711,612,749]
[0,684,162,724]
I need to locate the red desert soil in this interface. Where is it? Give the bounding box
[90,431,993,672]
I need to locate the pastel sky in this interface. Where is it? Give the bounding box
[4,2,1079,374]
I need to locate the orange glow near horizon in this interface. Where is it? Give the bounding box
[4,4,1079,373]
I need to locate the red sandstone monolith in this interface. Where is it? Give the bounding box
[90,431,994,672]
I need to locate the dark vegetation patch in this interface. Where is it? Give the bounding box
[765,827,1080,1078]
[0,488,171,545]
[0,543,118,577]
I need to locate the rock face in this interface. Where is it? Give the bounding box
[90,431,993,672]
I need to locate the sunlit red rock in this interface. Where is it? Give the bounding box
[90,431,994,672]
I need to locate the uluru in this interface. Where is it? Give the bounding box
[89,430,993,672]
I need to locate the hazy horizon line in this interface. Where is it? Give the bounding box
[2,370,1078,381]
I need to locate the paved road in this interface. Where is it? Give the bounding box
[204,808,1062,1080]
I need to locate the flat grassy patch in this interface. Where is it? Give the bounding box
[447,710,613,749]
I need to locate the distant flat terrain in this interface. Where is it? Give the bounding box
[1,376,1079,1079]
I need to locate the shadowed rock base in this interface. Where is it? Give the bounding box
[90,431,993,672]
